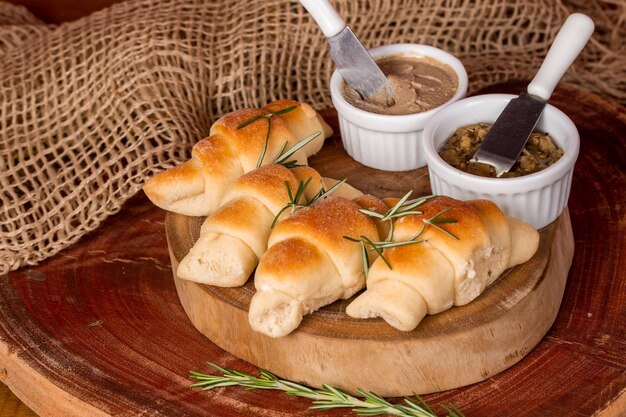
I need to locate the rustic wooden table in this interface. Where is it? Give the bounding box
[0,83,624,416]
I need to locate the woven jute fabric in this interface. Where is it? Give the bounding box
[1,0,624,274]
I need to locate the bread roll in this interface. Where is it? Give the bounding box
[177,164,361,287]
[248,195,386,338]
[177,164,325,286]
[346,196,539,331]
[143,100,332,216]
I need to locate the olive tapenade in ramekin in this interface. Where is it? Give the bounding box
[438,123,564,178]
[422,94,580,229]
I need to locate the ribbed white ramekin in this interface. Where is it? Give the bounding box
[330,44,468,171]
[422,94,580,229]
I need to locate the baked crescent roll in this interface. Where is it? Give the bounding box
[176,164,361,287]
[248,195,388,338]
[142,100,332,216]
[346,196,540,331]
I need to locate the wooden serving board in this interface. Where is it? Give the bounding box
[0,84,625,417]
[168,187,573,397]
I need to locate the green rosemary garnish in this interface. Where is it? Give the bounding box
[190,362,465,417]
[359,191,434,242]
[423,207,459,240]
[346,194,459,277]
[271,177,347,228]
[343,233,425,278]
[236,105,298,130]
[274,131,321,169]
[236,105,299,169]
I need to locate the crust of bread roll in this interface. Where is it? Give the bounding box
[507,216,540,266]
[178,164,325,287]
[392,196,493,305]
[143,134,243,216]
[219,164,301,216]
[250,195,385,337]
[209,108,298,173]
[465,199,512,286]
[291,166,325,201]
[346,280,429,332]
[353,194,392,239]
[322,177,364,200]
[345,242,455,330]
[263,100,332,156]
[268,197,380,291]
[177,232,258,287]
[347,196,540,331]
[143,100,331,216]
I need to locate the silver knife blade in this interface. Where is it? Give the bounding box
[471,92,546,176]
[327,27,394,101]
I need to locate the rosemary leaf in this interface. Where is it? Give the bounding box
[236,114,264,130]
[270,104,298,115]
[360,241,369,280]
[387,190,414,218]
[236,104,298,130]
[310,178,346,205]
[235,105,300,167]
[292,177,312,210]
[424,207,459,240]
[358,208,386,219]
[386,220,395,242]
[389,210,424,218]
[274,131,320,166]
[255,117,271,168]
[285,181,294,203]
[360,235,391,270]
[271,205,291,229]
[271,177,346,228]
[190,362,464,417]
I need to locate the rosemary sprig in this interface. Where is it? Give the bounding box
[423,207,459,240]
[346,194,459,277]
[236,105,298,169]
[190,362,465,417]
[236,105,298,130]
[274,131,321,169]
[359,191,435,241]
[343,233,425,278]
[271,177,347,228]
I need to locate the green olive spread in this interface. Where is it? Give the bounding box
[438,123,564,178]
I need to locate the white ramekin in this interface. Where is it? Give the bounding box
[330,44,468,171]
[422,94,580,229]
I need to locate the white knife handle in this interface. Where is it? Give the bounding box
[298,0,346,38]
[527,13,594,101]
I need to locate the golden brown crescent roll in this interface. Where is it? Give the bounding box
[177,165,360,287]
[248,195,386,338]
[346,196,540,331]
[142,100,332,216]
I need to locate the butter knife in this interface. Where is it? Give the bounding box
[299,0,394,102]
[471,13,594,176]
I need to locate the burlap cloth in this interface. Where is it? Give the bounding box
[0,0,624,274]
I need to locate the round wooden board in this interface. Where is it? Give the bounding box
[168,190,573,397]
[0,84,625,417]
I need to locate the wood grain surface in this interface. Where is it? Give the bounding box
[0,383,36,417]
[168,202,573,396]
[0,83,624,417]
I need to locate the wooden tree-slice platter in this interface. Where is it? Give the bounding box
[168,192,573,397]
[0,84,625,417]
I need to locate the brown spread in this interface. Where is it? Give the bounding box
[438,123,564,178]
[342,55,458,115]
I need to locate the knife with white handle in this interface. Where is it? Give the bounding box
[299,0,394,102]
[471,13,594,176]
